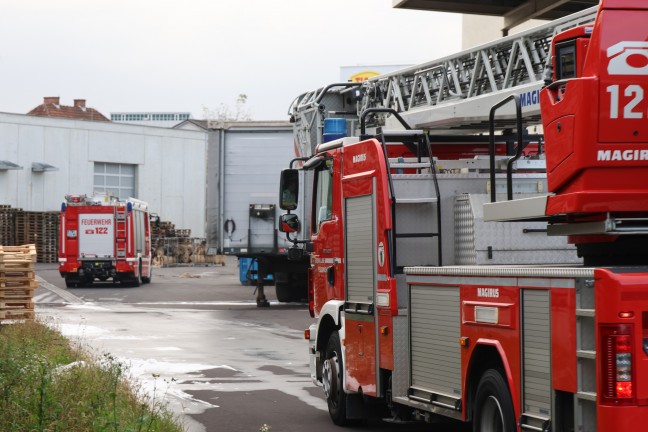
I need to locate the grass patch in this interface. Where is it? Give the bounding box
[0,319,184,432]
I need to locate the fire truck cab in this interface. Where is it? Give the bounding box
[58,193,153,288]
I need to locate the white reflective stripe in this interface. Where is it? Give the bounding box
[61,215,66,254]
[126,258,139,262]
[406,265,594,279]
[407,274,577,289]
[314,257,344,264]
[127,213,131,255]
[58,258,67,263]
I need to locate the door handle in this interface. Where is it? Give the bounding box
[327,266,335,286]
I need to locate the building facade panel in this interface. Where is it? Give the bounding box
[0,112,207,237]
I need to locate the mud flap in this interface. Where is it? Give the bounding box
[346,393,365,420]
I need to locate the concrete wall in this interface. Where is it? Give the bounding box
[0,112,208,237]
[462,15,546,50]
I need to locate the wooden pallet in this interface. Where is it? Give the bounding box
[0,260,35,270]
[0,300,34,309]
[0,270,36,280]
[0,288,35,299]
[0,309,35,320]
[0,279,38,289]
[0,244,37,254]
[0,245,37,262]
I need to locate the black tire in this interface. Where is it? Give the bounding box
[141,266,152,284]
[473,369,516,432]
[275,281,292,302]
[125,262,142,288]
[322,332,347,425]
[132,268,142,287]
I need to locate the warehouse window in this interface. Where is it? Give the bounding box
[93,163,136,199]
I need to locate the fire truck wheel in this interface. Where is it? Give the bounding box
[473,369,515,432]
[142,267,152,284]
[141,275,151,284]
[126,262,142,287]
[322,332,347,425]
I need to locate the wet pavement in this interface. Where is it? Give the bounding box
[34,259,467,432]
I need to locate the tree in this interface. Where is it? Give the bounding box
[203,94,252,128]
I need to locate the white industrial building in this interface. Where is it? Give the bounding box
[0,112,208,237]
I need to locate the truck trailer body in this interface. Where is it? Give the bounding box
[211,124,309,303]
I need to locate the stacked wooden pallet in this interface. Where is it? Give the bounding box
[0,205,20,246]
[152,220,200,266]
[14,211,59,264]
[175,229,191,238]
[36,212,59,264]
[0,244,37,321]
[152,237,224,267]
[152,221,190,245]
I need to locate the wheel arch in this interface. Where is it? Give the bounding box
[316,315,338,354]
[315,300,345,382]
[464,340,517,422]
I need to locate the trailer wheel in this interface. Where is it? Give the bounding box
[473,369,516,432]
[322,332,347,425]
[275,282,291,302]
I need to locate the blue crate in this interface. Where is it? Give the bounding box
[239,257,274,285]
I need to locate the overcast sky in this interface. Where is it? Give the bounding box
[0,1,462,121]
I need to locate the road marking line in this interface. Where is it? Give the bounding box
[36,276,85,304]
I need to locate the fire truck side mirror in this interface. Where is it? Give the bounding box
[279,213,300,233]
[279,169,299,211]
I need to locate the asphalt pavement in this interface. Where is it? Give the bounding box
[34,259,467,432]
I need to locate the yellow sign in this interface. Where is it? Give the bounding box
[349,71,380,82]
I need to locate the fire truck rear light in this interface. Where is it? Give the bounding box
[304,329,311,340]
[619,311,634,319]
[617,381,633,399]
[643,313,648,355]
[601,325,635,404]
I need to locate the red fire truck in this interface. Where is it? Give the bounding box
[280,1,648,430]
[58,194,153,287]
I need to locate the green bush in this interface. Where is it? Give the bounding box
[0,319,183,432]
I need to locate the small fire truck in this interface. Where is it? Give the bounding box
[280,1,648,431]
[58,194,153,287]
